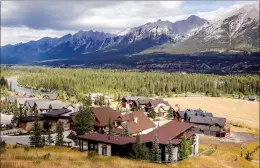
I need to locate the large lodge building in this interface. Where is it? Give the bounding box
[77,120,198,162]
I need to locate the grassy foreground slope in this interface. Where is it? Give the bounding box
[1,142,259,168]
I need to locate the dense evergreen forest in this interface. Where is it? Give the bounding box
[11,67,259,102]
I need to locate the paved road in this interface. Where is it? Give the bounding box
[1,131,74,146]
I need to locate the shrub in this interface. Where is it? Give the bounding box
[0,140,6,153]
[24,145,30,152]
[88,151,97,158]
[245,151,252,161]
[42,153,51,160]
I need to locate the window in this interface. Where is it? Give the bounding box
[94,144,98,150]
[90,144,93,149]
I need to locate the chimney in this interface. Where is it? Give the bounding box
[134,117,138,123]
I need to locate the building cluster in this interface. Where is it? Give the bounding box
[3,93,79,131]
[1,94,230,163]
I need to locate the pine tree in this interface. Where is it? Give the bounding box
[167,138,173,163]
[178,136,190,160]
[130,134,150,160]
[29,117,43,148]
[85,94,92,106]
[107,100,110,108]
[47,129,53,145]
[108,117,112,135]
[167,107,174,119]
[151,134,161,162]
[184,112,189,122]
[19,104,24,117]
[41,136,46,146]
[55,121,64,146]
[123,123,130,137]
[67,131,77,141]
[148,109,156,119]
[73,106,93,135]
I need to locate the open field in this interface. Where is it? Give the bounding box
[164,97,259,129]
[1,139,259,168]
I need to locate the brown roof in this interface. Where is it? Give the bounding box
[77,120,194,146]
[91,107,122,126]
[140,120,194,145]
[77,133,134,145]
[119,112,156,134]
[149,98,169,107]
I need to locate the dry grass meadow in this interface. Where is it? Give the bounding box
[164,97,259,129]
[1,141,259,168]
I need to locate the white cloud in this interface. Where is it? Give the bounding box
[1,27,76,46]
[1,1,258,45]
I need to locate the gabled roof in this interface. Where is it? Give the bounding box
[122,96,147,102]
[6,96,24,103]
[140,120,194,145]
[16,97,38,105]
[153,106,171,113]
[248,96,256,100]
[17,116,43,122]
[148,99,169,107]
[77,133,134,145]
[178,109,213,119]
[117,112,156,134]
[42,108,72,117]
[189,116,226,127]
[91,107,122,126]
[50,100,72,109]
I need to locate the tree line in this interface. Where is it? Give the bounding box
[15,68,259,101]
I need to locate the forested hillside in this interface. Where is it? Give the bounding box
[15,67,259,101]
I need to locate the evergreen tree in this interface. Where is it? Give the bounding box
[123,123,130,137]
[42,136,46,146]
[67,131,77,141]
[151,134,161,163]
[148,109,156,119]
[9,81,12,91]
[73,106,93,135]
[55,121,64,146]
[184,112,189,122]
[29,117,43,147]
[108,117,112,135]
[47,129,53,145]
[130,134,150,160]
[19,104,24,117]
[85,94,92,106]
[107,100,110,108]
[167,107,174,119]
[167,138,173,163]
[178,136,190,160]
[12,100,19,117]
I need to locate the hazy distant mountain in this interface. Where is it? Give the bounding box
[191,4,259,49]
[1,4,259,64]
[141,4,259,55]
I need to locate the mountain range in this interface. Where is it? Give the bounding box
[1,4,259,66]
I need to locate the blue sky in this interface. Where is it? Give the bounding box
[1,1,258,45]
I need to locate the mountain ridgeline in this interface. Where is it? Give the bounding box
[1,4,259,74]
